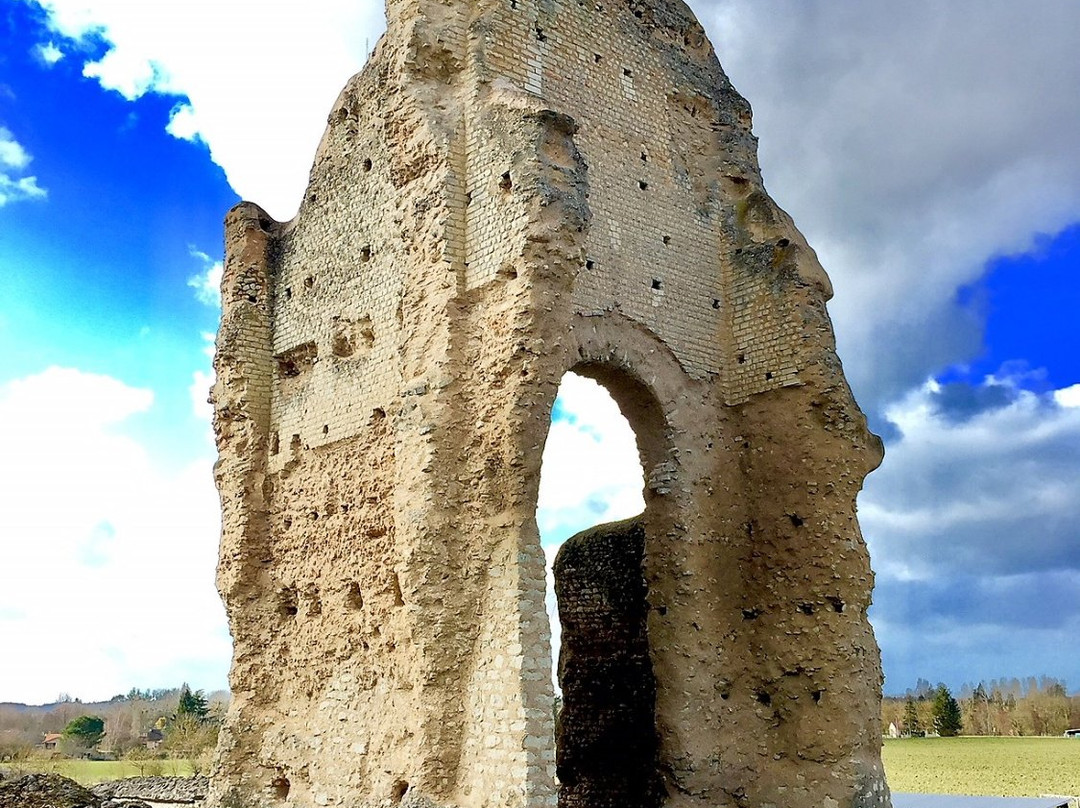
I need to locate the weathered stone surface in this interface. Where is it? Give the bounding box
[0,772,99,808]
[93,776,208,805]
[209,1,890,806]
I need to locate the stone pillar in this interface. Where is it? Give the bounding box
[554,516,662,808]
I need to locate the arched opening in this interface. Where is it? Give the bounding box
[538,371,645,550]
[537,368,665,808]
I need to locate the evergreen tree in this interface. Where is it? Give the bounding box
[177,684,209,721]
[932,685,963,737]
[902,698,922,737]
[62,715,105,749]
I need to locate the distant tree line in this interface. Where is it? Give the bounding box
[0,684,227,772]
[883,676,1079,737]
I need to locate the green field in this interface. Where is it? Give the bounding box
[8,740,1080,796]
[6,758,195,785]
[883,737,1080,797]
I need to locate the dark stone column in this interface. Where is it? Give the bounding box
[554,516,663,808]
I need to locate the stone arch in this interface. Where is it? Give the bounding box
[535,317,701,808]
[566,363,669,493]
[561,310,696,491]
[539,370,665,808]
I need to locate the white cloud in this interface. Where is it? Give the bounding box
[1054,384,1080,409]
[165,102,200,143]
[34,41,65,65]
[82,43,161,100]
[29,0,1080,397]
[859,375,1080,688]
[189,332,217,425]
[198,331,216,360]
[702,1,1080,406]
[862,375,1080,581]
[0,127,32,169]
[187,248,223,307]
[0,127,47,207]
[32,0,386,221]
[536,373,645,549]
[0,174,48,207]
[0,368,227,704]
[189,369,214,424]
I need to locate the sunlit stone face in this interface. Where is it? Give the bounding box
[209,2,887,807]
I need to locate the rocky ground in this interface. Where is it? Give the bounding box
[0,770,207,808]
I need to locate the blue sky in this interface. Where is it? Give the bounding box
[0,8,234,465]
[1,0,1078,704]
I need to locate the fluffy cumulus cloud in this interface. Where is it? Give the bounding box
[0,128,32,169]
[165,102,200,143]
[33,41,65,65]
[32,0,387,220]
[702,1,1080,408]
[862,375,1080,688]
[0,368,228,703]
[0,125,47,207]
[1056,384,1080,409]
[866,376,1080,579]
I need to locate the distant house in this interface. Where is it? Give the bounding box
[141,728,165,750]
[39,733,62,750]
[887,722,900,738]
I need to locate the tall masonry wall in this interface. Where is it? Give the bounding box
[209,1,891,807]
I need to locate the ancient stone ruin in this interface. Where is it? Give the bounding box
[209,1,890,806]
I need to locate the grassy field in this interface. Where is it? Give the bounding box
[6,758,195,785]
[7,739,1079,796]
[883,737,1080,797]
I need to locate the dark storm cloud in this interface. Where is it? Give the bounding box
[874,605,1080,695]
[874,571,1080,633]
[858,378,1080,687]
[928,381,1017,423]
[863,381,1080,578]
[695,0,1080,411]
[873,568,1080,692]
